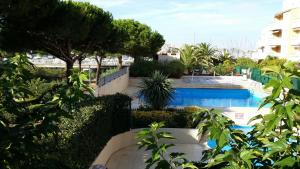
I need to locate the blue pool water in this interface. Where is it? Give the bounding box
[170,88,265,108]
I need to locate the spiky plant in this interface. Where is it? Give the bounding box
[139,71,174,110]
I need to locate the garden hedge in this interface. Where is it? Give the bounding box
[27,94,132,169]
[130,60,185,78]
[131,110,195,129]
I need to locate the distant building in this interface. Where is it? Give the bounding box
[256,0,300,61]
[157,44,180,62]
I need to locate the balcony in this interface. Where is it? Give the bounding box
[270,45,281,56]
[268,22,283,31]
[291,38,300,46]
[268,37,282,46]
[272,29,282,37]
[274,12,283,21]
[292,19,300,30]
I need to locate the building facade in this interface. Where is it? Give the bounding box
[256,0,300,61]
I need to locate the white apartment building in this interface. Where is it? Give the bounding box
[256,0,300,61]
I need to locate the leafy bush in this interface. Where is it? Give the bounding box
[235,57,258,68]
[162,60,185,78]
[130,60,185,78]
[56,94,132,169]
[213,60,235,76]
[29,67,65,81]
[100,67,119,78]
[258,56,286,68]
[131,110,194,128]
[137,122,198,169]
[130,60,158,77]
[0,55,131,169]
[0,54,93,169]
[183,106,203,113]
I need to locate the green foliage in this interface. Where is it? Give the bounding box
[214,60,235,76]
[130,60,158,77]
[0,53,93,169]
[193,43,217,72]
[249,62,300,167]
[235,57,258,68]
[258,56,286,68]
[1,0,114,78]
[137,122,197,169]
[101,67,119,78]
[194,109,258,168]
[55,94,132,169]
[113,19,165,60]
[162,60,186,78]
[131,110,194,128]
[28,67,65,81]
[179,43,218,74]
[180,44,195,73]
[216,49,235,64]
[130,60,185,78]
[139,71,174,110]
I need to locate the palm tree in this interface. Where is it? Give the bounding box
[193,43,217,73]
[217,49,235,64]
[180,44,194,74]
[139,71,174,110]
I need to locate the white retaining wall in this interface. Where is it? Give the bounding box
[90,128,199,167]
[95,71,129,96]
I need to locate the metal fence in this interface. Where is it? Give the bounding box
[235,66,300,91]
[97,67,128,87]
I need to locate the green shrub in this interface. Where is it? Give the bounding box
[213,60,235,76]
[258,56,286,68]
[130,60,185,78]
[57,94,132,169]
[100,68,119,78]
[235,57,258,69]
[29,67,65,81]
[131,110,195,128]
[130,60,158,77]
[10,94,132,169]
[183,106,203,113]
[162,60,185,78]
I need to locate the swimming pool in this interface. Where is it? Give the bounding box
[170,88,265,108]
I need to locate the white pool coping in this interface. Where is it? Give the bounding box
[90,128,208,169]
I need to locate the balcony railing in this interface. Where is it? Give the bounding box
[268,22,283,31]
[268,37,282,46]
[292,19,300,29]
[97,67,128,87]
[291,38,300,46]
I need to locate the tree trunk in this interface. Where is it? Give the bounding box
[153,54,158,62]
[78,59,82,72]
[65,60,74,82]
[118,56,122,69]
[95,56,103,83]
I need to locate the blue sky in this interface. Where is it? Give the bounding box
[79,0,282,50]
